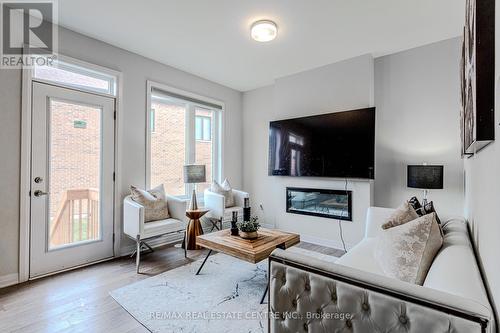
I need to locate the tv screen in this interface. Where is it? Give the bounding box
[268,107,375,179]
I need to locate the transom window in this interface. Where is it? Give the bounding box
[33,59,117,96]
[147,84,222,198]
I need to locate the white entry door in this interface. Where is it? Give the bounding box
[30,82,115,278]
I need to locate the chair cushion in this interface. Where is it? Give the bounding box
[143,218,184,239]
[130,184,170,222]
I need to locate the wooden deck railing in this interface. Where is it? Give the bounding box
[50,188,100,247]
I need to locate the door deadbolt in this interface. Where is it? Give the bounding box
[34,177,43,183]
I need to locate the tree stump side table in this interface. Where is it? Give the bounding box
[185,209,209,250]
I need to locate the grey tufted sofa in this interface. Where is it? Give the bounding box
[268,207,495,333]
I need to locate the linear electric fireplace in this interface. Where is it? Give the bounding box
[286,187,352,221]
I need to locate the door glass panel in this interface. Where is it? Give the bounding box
[195,108,213,194]
[48,99,102,249]
[150,98,187,196]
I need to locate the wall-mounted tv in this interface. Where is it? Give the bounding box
[268,107,375,179]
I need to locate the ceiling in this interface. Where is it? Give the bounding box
[58,0,465,92]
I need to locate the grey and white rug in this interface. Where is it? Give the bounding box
[111,253,268,333]
[111,248,338,333]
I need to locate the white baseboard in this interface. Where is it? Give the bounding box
[299,234,349,251]
[0,273,19,289]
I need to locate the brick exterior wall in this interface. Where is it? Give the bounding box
[150,102,213,195]
[49,100,101,219]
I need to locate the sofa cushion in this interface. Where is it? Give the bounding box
[336,238,386,277]
[423,218,491,309]
[130,184,170,222]
[381,201,419,230]
[375,213,443,285]
[365,207,396,238]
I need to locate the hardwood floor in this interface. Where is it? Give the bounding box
[0,241,342,333]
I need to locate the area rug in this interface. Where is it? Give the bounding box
[110,249,339,333]
[110,253,268,333]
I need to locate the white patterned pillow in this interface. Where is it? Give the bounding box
[375,213,443,285]
[210,178,235,208]
[381,201,419,230]
[130,184,170,222]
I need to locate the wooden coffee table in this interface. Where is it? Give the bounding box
[195,228,300,303]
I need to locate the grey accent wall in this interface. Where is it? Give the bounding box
[0,26,243,278]
[243,55,375,249]
[374,37,464,216]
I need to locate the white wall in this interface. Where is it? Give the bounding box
[464,0,500,320]
[0,26,243,280]
[243,55,375,249]
[374,38,464,216]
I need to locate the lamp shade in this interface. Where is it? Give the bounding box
[183,164,206,184]
[407,165,444,189]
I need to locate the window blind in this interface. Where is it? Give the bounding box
[151,87,222,110]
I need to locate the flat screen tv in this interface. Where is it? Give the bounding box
[268,107,375,179]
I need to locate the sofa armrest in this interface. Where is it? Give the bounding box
[123,196,144,238]
[232,189,249,208]
[364,206,395,238]
[269,248,492,333]
[204,189,225,218]
[166,195,188,223]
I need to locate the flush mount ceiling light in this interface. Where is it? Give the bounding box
[251,20,278,42]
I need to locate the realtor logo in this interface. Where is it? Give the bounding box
[1,1,57,68]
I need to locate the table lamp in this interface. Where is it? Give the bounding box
[184,164,206,210]
[407,164,444,205]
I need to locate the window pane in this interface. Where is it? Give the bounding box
[150,109,156,132]
[34,60,116,96]
[49,99,101,248]
[195,109,213,193]
[203,118,211,141]
[150,99,187,196]
[195,117,203,140]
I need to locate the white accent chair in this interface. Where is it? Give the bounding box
[123,194,188,273]
[203,188,249,230]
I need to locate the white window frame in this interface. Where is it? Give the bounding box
[146,80,224,200]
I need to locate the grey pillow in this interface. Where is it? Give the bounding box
[381,201,419,230]
[210,179,235,208]
[130,184,170,222]
[375,213,443,285]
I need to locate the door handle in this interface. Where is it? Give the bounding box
[34,190,49,197]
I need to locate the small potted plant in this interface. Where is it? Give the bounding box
[238,216,260,239]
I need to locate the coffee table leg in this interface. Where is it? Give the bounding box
[260,283,269,304]
[196,250,213,275]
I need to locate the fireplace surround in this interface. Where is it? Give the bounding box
[286,187,352,221]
